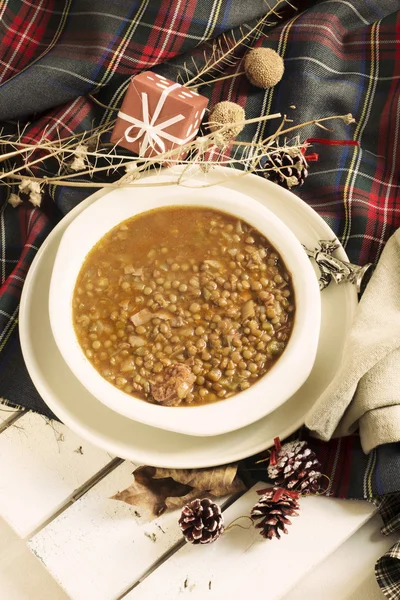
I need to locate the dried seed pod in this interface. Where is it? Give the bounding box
[208,101,245,147]
[244,47,284,89]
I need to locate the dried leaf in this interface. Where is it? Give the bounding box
[111,466,192,518]
[154,465,244,496]
[165,489,202,511]
[112,464,246,519]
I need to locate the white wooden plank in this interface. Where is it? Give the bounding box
[0,412,113,537]
[0,514,393,600]
[28,461,185,600]
[284,513,397,600]
[129,487,376,600]
[0,517,68,600]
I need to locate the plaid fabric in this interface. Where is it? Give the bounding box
[375,494,400,600]
[376,546,400,600]
[1,1,400,595]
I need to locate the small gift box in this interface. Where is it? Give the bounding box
[111,72,208,158]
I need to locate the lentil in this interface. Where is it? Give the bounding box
[73,207,295,407]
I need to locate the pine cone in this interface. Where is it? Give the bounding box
[260,150,308,188]
[268,439,322,495]
[179,498,224,544]
[251,487,300,539]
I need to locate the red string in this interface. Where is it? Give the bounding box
[272,488,286,502]
[305,138,360,146]
[274,437,281,452]
[269,448,277,466]
[256,487,300,500]
[257,487,271,495]
[272,487,300,502]
[304,152,319,162]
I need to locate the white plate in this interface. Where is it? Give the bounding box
[19,168,357,468]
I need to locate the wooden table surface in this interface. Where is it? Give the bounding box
[0,409,395,600]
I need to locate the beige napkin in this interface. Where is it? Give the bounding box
[306,228,400,454]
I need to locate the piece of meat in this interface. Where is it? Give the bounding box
[154,310,174,320]
[241,299,255,321]
[203,260,223,269]
[130,308,153,326]
[119,299,130,311]
[124,265,144,277]
[129,335,146,347]
[171,317,186,328]
[151,364,196,407]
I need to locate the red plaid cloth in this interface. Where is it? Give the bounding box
[0,1,399,595]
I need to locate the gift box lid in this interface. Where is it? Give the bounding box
[118,71,207,133]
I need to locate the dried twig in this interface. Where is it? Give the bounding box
[183,0,293,89]
[2,114,355,202]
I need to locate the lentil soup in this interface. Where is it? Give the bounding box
[72,207,295,407]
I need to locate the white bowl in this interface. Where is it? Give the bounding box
[49,183,321,436]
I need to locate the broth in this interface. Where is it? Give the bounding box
[73,206,295,407]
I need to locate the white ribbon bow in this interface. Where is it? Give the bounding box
[118,82,186,156]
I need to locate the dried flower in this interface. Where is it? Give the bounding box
[124,161,141,182]
[342,113,355,125]
[29,191,42,207]
[244,47,284,89]
[18,179,42,207]
[286,146,302,158]
[212,132,229,150]
[70,144,89,171]
[8,193,22,208]
[286,175,299,189]
[293,159,305,172]
[19,179,35,194]
[194,136,210,154]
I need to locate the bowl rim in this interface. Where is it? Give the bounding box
[49,184,321,436]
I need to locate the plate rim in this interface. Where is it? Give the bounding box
[19,167,357,467]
